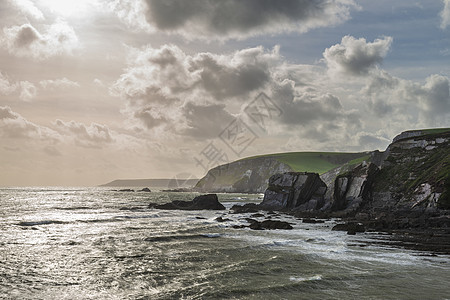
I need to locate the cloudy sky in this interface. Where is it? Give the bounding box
[1,0,449,186]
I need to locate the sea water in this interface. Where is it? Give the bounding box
[1,187,449,299]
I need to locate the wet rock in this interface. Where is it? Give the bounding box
[215,216,231,222]
[332,222,365,234]
[230,203,260,214]
[249,219,293,230]
[150,194,225,210]
[261,172,327,211]
[118,189,134,192]
[140,187,152,192]
[302,218,325,224]
[250,213,265,218]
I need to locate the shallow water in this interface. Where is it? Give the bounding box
[1,188,449,299]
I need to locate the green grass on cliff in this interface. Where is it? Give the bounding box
[240,152,368,174]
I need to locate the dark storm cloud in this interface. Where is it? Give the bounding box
[111,0,357,39]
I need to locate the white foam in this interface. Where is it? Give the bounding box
[289,275,323,282]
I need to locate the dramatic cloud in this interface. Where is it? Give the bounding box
[323,35,393,76]
[113,44,279,137]
[441,0,450,29]
[54,119,114,148]
[109,0,358,39]
[1,21,79,60]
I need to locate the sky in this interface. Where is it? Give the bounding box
[0,0,449,187]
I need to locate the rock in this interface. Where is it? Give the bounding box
[260,172,327,211]
[230,203,260,214]
[150,194,225,210]
[161,188,192,192]
[118,189,134,192]
[250,213,265,218]
[215,216,231,222]
[332,222,365,234]
[330,163,379,215]
[249,219,293,230]
[140,187,151,192]
[302,218,325,224]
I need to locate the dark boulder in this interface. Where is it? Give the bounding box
[118,189,134,192]
[249,219,293,230]
[140,187,152,192]
[332,222,365,234]
[150,194,225,210]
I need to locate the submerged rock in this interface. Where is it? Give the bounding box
[149,194,225,210]
[140,187,152,192]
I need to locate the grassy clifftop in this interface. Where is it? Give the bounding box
[237,152,369,174]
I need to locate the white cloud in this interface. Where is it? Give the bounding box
[0,72,39,101]
[18,81,36,101]
[39,78,80,90]
[0,105,59,140]
[0,72,17,95]
[53,119,115,148]
[362,70,450,128]
[323,35,393,77]
[108,0,358,40]
[8,0,45,20]
[440,0,450,29]
[1,20,79,60]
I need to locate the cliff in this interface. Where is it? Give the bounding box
[195,152,368,193]
[257,128,449,230]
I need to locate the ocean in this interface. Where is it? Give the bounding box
[1,187,449,299]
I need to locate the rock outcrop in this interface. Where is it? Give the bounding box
[260,172,327,211]
[329,162,379,215]
[149,194,225,210]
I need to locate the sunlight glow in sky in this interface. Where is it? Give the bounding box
[0,0,449,186]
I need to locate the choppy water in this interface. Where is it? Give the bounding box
[1,188,449,299]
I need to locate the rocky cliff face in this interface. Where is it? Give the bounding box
[258,129,449,223]
[370,129,450,213]
[194,157,292,193]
